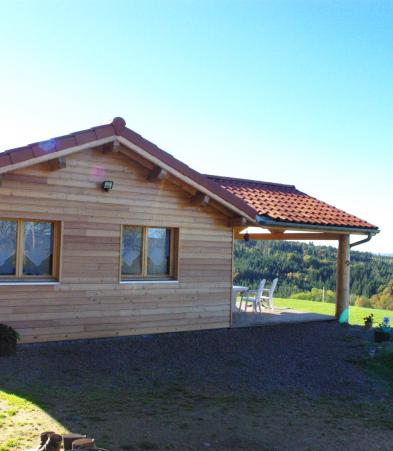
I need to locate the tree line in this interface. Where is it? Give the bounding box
[234,240,393,310]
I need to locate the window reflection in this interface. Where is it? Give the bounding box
[0,220,17,275]
[23,222,53,276]
[147,228,171,275]
[122,226,142,275]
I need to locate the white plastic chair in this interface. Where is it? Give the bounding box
[239,279,266,313]
[260,278,278,309]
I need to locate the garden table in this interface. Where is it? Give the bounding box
[232,285,249,312]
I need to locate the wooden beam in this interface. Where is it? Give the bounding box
[191,192,210,207]
[267,227,286,234]
[118,147,155,170]
[102,140,120,153]
[48,157,66,171]
[335,235,350,321]
[117,135,256,223]
[170,177,197,196]
[147,166,168,182]
[206,198,233,217]
[228,217,248,227]
[233,232,341,241]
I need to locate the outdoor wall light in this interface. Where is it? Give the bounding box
[244,232,250,242]
[101,180,114,192]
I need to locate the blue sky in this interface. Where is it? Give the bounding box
[0,0,392,253]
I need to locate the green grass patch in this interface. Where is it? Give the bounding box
[0,438,19,451]
[273,298,393,326]
[361,352,393,392]
[0,391,67,450]
[0,392,35,413]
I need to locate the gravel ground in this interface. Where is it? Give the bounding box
[2,322,392,451]
[1,321,380,399]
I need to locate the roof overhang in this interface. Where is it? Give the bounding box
[116,136,257,223]
[256,214,380,236]
[0,136,115,175]
[0,134,257,224]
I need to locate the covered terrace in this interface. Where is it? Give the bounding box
[207,175,380,327]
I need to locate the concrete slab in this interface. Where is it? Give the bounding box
[232,307,335,328]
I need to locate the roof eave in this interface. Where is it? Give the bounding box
[0,130,257,224]
[0,136,115,175]
[116,135,258,223]
[256,215,380,236]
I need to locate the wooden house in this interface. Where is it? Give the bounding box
[0,118,378,343]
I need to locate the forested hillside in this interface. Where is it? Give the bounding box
[234,241,393,309]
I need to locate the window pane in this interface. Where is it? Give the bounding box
[122,226,142,275]
[147,228,171,275]
[23,222,53,276]
[0,220,17,275]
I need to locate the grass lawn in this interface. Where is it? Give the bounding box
[0,392,66,451]
[274,297,393,326]
[2,385,392,451]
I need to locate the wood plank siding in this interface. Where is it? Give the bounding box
[0,147,233,343]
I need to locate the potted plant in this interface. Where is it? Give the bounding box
[0,324,20,356]
[374,317,392,343]
[364,313,374,330]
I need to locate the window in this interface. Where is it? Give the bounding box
[121,226,178,280]
[0,219,60,281]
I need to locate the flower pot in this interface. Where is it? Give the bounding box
[374,330,391,343]
[0,340,17,356]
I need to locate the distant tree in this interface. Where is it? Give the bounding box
[234,240,393,309]
[370,279,393,310]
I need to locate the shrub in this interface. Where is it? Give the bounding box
[0,324,20,357]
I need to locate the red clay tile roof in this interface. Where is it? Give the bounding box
[206,175,377,230]
[0,117,378,231]
[0,123,116,168]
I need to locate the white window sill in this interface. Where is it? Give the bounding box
[0,281,60,286]
[120,280,179,285]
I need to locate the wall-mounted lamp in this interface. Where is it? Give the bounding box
[244,232,250,242]
[102,180,114,192]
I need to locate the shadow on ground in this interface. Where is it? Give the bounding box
[1,322,393,450]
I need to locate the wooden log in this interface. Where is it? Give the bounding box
[335,235,350,320]
[191,192,210,207]
[102,140,120,153]
[48,157,66,171]
[147,166,168,182]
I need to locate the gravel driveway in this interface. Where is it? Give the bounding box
[1,321,378,398]
[2,321,392,450]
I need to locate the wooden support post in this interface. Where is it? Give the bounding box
[48,157,66,171]
[335,235,350,321]
[147,166,168,182]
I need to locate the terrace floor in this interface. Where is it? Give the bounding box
[232,303,335,327]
